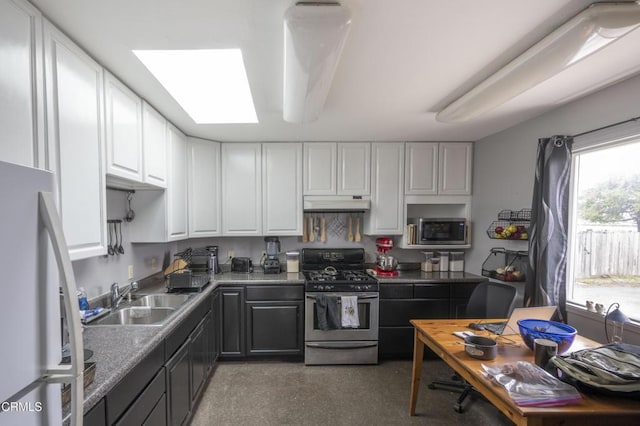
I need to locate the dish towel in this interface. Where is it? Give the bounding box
[341,296,360,328]
[315,294,341,330]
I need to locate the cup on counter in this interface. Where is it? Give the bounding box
[533,338,558,367]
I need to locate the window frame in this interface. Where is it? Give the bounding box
[567,120,640,324]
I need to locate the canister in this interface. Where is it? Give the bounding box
[286,251,300,273]
[449,251,465,272]
[421,251,434,272]
[439,251,450,272]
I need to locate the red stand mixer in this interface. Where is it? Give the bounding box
[374,237,398,277]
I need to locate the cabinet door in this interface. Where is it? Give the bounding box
[190,319,207,404]
[188,138,221,237]
[0,0,44,169]
[167,124,188,241]
[211,290,220,364]
[142,101,167,188]
[366,143,404,235]
[166,340,190,426]
[220,287,245,357]
[405,142,438,195]
[262,143,302,235]
[246,302,303,356]
[337,142,370,195]
[43,21,107,260]
[303,142,336,195]
[438,142,472,195]
[105,72,143,182]
[221,143,262,235]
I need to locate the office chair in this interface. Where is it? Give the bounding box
[428,281,518,413]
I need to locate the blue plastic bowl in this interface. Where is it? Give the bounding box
[517,319,577,354]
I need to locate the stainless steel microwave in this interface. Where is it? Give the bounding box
[411,218,467,245]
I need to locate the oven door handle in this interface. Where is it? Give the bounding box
[306,294,378,300]
[305,342,378,350]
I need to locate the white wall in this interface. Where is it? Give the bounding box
[72,189,176,299]
[470,73,640,345]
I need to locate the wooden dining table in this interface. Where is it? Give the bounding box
[409,319,640,426]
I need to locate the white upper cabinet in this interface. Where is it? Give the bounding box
[43,20,106,260]
[142,101,167,188]
[262,143,303,235]
[222,143,262,235]
[438,142,472,195]
[104,72,143,182]
[0,0,44,169]
[188,137,221,238]
[405,142,472,195]
[337,142,370,195]
[366,143,404,235]
[405,142,438,195]
[304,142,370,195]
[167,124,188,241]
[303,142,336,195]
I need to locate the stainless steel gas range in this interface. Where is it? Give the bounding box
[302,248,379,365]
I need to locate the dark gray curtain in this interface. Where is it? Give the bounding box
[524,135,573,322]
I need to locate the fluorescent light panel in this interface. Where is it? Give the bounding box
[133,49,257,124]
[437,3,640,123]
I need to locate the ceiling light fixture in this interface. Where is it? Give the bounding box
[436,2,640,123]
[133,49,258,124]
[283,2,352,123]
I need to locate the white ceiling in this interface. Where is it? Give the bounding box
[31,0,640,142]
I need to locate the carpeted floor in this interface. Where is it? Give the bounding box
[190,359,513,426]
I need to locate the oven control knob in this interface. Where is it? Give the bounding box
[354,285,361,291]
[318,285,325,291]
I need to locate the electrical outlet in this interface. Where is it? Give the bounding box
[128,265,134,280]
[227,250,234,259]
[261,251,266,258]
[150,258,157,269]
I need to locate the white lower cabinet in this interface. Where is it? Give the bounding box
[188,138,221,237]
[365,143,405,235]
[262,143,302,235]
[0,0,44,169]
[43,21,106,259]
[222,143,262,235]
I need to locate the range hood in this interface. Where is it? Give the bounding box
[303,195,370,212]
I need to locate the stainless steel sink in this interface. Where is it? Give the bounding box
[90,306,176,326]
[130,294,192,308]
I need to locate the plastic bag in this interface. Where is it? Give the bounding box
[482,361,582,406]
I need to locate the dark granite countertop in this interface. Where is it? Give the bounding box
[373,271,487,283]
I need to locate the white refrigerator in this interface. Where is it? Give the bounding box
[0,161,84,426]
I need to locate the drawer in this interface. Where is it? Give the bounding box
[246,285,304,301]
[414,284,449,298]
[379,284,413,299]
[115,367,165,426]
[380,300,449,326]
[451,282,481,298]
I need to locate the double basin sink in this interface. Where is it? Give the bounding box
[89,294,192,326]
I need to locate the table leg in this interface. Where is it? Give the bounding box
[409,327,425,416]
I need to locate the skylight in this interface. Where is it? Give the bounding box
[133,49,258,124]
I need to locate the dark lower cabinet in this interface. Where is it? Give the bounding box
[219,284,304,359]
[166,340,191,426]
[246,302,303,355]
[143,394,166,426]
[115,368,165,426]
[219,287,245,358]
[379,280,485,360]
[190,316,208,404]
[84,398,106,426]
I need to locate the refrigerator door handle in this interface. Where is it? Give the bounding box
[39,192,84,426]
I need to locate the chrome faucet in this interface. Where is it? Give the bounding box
[110,281,138,309]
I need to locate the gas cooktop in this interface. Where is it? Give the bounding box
[301,248,378,292]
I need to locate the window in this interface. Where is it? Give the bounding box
[567,124,640,322]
